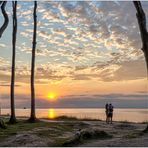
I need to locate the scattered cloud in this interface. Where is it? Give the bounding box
[0,1,147,108]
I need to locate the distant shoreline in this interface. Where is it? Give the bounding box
[1,107,148,109]
[1,108,147,123]
[0,115,147,124]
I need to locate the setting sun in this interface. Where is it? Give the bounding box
[47,92,57,100]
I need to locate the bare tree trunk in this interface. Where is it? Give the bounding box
[133,1,148,74]
[0,1,9,125]
[9,1,17,124]
[28,1,37,122]
[133,1,148,132]
[0,1,9,38]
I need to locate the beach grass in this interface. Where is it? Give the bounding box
[44,115,102,121]
[0,118,59,140]
[0,116,113,146]
[0,115,147,147]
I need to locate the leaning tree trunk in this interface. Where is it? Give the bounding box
[0,1,9,38]
[9,1,17,124]
[133,1,148,73]
[28,1,37,122]
[0,1,9,126]
[133,1,148,132]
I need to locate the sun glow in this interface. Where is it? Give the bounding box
[47,92,57,100]
[48,109,56,119]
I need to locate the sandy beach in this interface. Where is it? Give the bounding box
[0,117,148,147]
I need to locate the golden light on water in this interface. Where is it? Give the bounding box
[48,109,56,119]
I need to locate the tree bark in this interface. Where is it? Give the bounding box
[133,1,148,132]
[9,1,17,124]
[133,1,148,74]
[0,1,9,38]
[0,1,9,124]
[28,1,37,122]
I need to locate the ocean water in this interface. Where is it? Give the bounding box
[1,108,148,123]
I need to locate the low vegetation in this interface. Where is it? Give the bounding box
[0,118,57,140]
[44,115,102,121]
[124,130,146,139]
[0,116,147,147]
[0,119,7,129]
[62,129,112,146]
[0,117,113,146]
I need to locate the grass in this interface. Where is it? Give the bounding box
[140,121,148,124]
[0,116,112,146]
[120,120,130,124]
[0,117,88,146]
[54,116,79,121]
[44,115,102,121]
[0,118,60,141]
[36,123,74,138]
[1,116,146,146]
[124,131,144,139]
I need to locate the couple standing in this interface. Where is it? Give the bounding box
[105,103,114,124]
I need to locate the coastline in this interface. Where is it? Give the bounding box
[0,116,148,147]
[1,108,147,123]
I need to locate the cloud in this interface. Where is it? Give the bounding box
[0,84,21,87]
[1,93,147,108]
[0,1,147,87]
[99,59,147,82]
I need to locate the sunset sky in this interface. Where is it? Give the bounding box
[0,1,147,108]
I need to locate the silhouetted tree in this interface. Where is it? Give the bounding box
[9,1,17,124]
[133,1,148,132]
[134,1,148,74]
[0,1,9,125]
[28,1,37,122]
[0,1,9,38]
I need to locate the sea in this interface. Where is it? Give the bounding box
[1,108,148,123]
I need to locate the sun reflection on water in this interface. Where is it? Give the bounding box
[48,109,56,119]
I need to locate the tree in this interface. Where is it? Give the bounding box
[28,1,37,122]
[9,1,17,124]
[133,1,148,74]
[0,1,9,38]
[0,1,9,126]
[133,1,148,132]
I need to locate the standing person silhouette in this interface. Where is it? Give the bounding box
[108,103,114,124]
[105,103,109,123]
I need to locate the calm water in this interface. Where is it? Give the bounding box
[1,108,148,123]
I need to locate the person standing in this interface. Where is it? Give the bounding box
[105,103,109,123]
[108,103,114,124]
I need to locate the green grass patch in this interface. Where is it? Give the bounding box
[0,118,60,141]
[45,115,102,121]
[124,130,144,139]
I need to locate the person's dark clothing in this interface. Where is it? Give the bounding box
[108,105,113,117]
